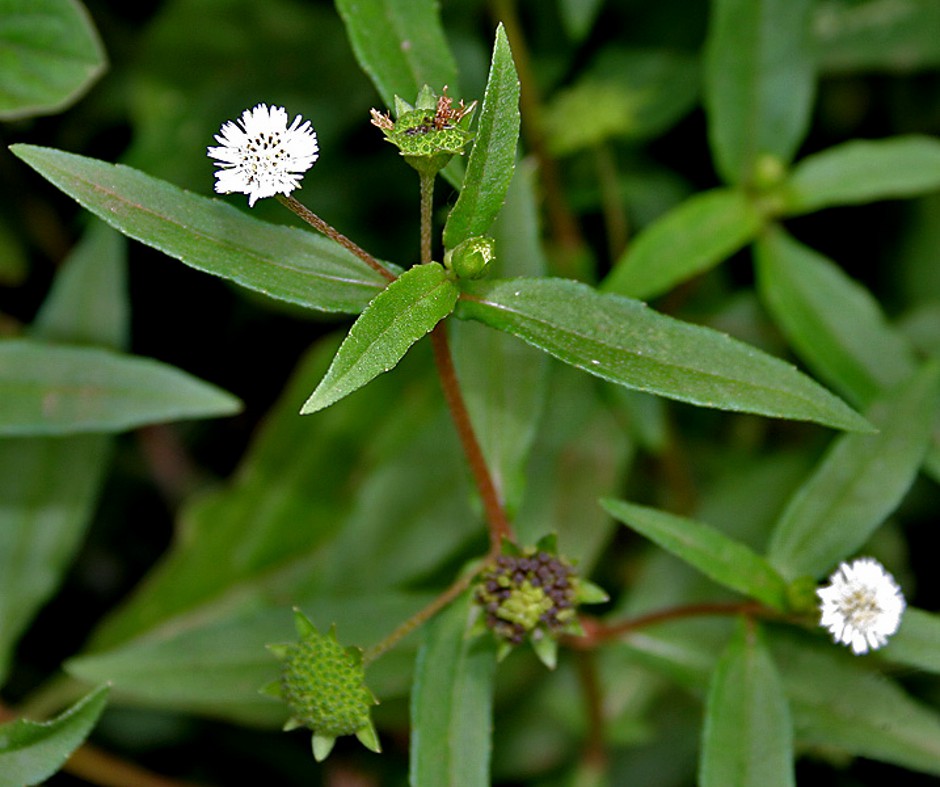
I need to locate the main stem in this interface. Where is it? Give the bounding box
[419,170,514,549]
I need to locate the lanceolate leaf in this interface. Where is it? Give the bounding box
[0,0,106,120]
[335,0,458,109]
[457,278,871,432]
[0,685,108,786]
[602,499,790,610]
[756,227,918,408]
[700,621,794,787]
[704,0,815,185]
[768,362,940,580]
[301,263,458,414]
[410,593,497,787]
[0,339,241,436]
[10,144,389,314]
[603,188,763,300]
[442,24,520,250]
[781,136,940,216]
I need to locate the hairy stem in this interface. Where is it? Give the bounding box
[419,171,435,266]
[277,194,396,282]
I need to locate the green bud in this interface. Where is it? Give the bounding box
[371,86,476,177]
[752,153,787,191]
[444,236,496,279]
[264,609,380,761]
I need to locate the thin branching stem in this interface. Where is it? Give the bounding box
[565,601,776,650]
[363,570,477,665]
[277,194,396,282]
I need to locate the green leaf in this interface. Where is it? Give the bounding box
[457,277,872,432]
[335,0,458,109]
[700,621,794,787]
[0,223,123,685]
[442,24,520,250]
[9,144,389,314]
[814,0,940,74]
[409,593,497,787]
[0,685,108,787]
[704,0,815,185]
[775,632,940,775]
[781,136,940,216]
[883,608,940,674]
[0,0,106,120]
[602,499,790,610]
[768,362,940,580]
[0,339,241,436]
[756,227,918,408]
[602,188,762,300]
[301,263,457,414]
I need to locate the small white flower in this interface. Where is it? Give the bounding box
[817,557,905,655]
[208,104,319,207]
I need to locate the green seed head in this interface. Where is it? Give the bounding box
[265,609,380,761]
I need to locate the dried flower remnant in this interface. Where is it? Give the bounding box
[370,86,476,176]
[817,557,906,655]
[208,103,319,207]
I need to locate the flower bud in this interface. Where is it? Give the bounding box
[444,236,496,279]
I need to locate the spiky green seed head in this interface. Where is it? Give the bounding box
[265,609,380,761]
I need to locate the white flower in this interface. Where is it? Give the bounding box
[817,557,905,655]
[208,104,319,207]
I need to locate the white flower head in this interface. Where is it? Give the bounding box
[817,557,905,655]
[208,104,319,207]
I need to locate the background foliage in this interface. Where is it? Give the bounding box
[2,0,940,784]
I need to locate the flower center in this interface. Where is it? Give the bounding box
[841,588,881,627]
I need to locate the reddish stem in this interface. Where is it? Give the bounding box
[430,322,515,548]
[566,601,772,650]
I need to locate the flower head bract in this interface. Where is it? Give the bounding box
[817,557,905,655]
[208,103,318,206]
